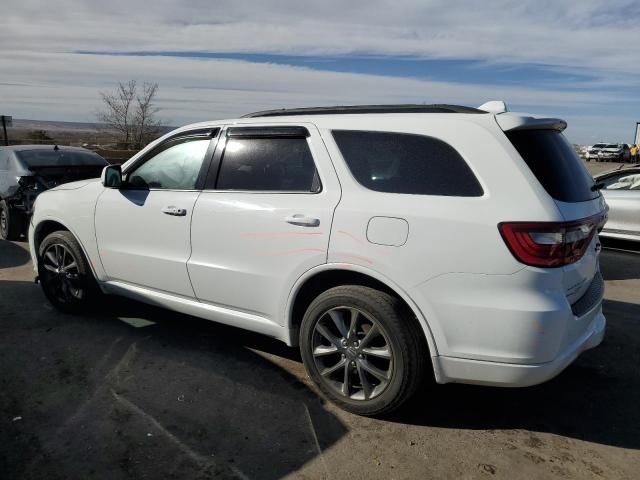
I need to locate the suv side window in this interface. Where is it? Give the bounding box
[332,130,483,196]
[127,137,211,190]
[216,136,320,192]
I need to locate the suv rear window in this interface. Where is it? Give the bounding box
[16,150,107,168]
[506,130,598,202]
[332,130,483,196]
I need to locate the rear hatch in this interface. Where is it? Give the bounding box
[16,148,107,189]
[27,165,105,189]
[501,123,607,311]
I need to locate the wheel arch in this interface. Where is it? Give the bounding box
[286,264,440,363]
[33,218,101,282]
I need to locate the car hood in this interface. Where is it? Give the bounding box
[50,178,101,191]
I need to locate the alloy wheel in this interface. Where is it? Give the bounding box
[40,243,83,303]
[311,306,394,401]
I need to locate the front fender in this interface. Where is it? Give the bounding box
[29,184,106,282]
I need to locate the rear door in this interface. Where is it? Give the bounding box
[505,128,607,303]
[188,124,341,323]
[95,129,218,297]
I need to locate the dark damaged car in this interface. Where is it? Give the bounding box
[0,145,108,240]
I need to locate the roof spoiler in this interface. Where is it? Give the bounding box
[495,115,567,132]
[478,100,567,132]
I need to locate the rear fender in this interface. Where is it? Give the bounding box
[285,262,443,380]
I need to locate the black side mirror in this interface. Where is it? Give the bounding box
[101,164,123,188]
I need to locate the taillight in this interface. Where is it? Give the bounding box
[498,215,604,268]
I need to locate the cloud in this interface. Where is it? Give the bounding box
[1,0,638,143]
[2,0,639,74]
[1,50,636,143]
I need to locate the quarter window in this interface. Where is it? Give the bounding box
[127,137,210,190]
[332,130,483,196]
[217,137,320,192]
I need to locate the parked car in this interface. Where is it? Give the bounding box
[0,145,108,240]
[28,102,607,415]
[595,166,640,242]
[586,143,606,161]
[598,143,630,162]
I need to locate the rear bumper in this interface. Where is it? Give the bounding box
[436,308,605,387]
[7,189,40,215]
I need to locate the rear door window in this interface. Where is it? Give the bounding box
[506,130,598,202]
[332,130,483,196]
[216,136,320,192]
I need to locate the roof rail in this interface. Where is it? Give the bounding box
[242,104,486,118]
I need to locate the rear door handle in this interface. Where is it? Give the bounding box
[162,206,187,216]
[285,214,320,227]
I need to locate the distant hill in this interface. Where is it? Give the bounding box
[11,119,175,133]
[13,119,107,132]
[5,119,175,150]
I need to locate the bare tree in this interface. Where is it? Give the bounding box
[97,80,163,149]
[132,82,163,149]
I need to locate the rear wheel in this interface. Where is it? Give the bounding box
[300,285,427,416]
[0,200,25,241]
[38,231,98,313]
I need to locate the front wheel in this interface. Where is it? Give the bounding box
[38,231,98,313]
[300,285,427,416]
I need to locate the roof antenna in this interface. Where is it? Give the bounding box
[54,145,59,151]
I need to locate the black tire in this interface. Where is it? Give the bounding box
[300,285,428,416]
[0,200,25,241]
[38,230,99,313]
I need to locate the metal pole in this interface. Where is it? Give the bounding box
[1,116,7,146]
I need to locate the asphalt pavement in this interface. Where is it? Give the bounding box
[1,234,639,479]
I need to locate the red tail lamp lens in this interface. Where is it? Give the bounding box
[499,215,604,267]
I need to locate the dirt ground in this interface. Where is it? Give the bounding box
[1,168,639,479]
[584,160,635,176]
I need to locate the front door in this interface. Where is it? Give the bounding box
[95,131,216,297]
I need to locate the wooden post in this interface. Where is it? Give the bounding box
[1,116,8,146]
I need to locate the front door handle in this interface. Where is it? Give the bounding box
[285,214,320,227]
[162,206,187,216]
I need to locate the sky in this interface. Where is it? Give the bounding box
[1,0,639,144]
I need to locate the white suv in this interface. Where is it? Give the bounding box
[28,102,607,415]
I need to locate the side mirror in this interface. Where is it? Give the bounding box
[101,164,123,188]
